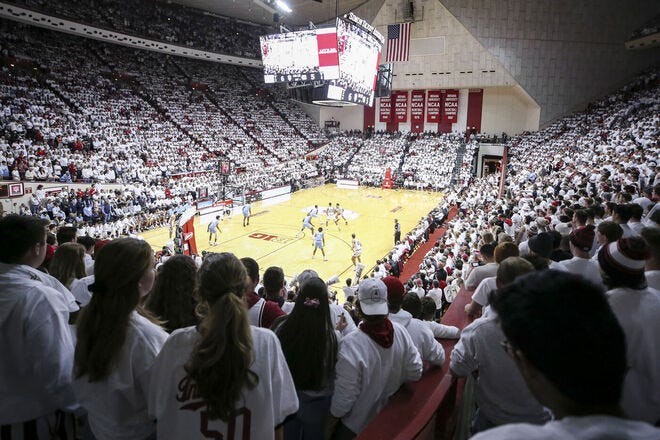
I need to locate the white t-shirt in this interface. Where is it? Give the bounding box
[607,287,660,424]
[465,262,498,291]
[471,276,498,317]
[75,312,168,440]
[331,321,422,434]
[427,287,443,309]
[556,257,603,287]
[148,326,298,440]
[450,314,549,425]
[470,415,660,440]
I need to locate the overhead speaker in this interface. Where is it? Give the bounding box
[273,13,279,23]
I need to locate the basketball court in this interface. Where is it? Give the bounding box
[141,184,441,301]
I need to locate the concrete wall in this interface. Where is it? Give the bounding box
[371,0,519,90]
[481,86,540,135]
[439,0,660,125]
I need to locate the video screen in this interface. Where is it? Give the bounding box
[326,18,382,106]
[260,28,340,84]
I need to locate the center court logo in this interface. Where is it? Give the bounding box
[248,232,295,244]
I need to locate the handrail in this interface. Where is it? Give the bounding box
[357,286,475,439]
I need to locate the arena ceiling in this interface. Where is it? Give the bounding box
[166,0,372,26]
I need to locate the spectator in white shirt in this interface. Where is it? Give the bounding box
[74,238,168,440]
[471,270,660,440]
[640,227,660,290]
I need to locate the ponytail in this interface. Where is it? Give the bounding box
[185,253,257,421]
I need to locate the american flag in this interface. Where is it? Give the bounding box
[386,23,411,62]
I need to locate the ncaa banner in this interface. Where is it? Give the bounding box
[379,96,393,122]
[444,89,459,123]
[426,90,442,123]
[394,91,408,123]
[316,28,340,79]
[410,90,425,123]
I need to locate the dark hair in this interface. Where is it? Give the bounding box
[49,242,87,288]
[629,203,643,220]
[491,270,626,407]
[240,257,259,284]
[145,255,198,333]
[0,214,49,264]
[640,227,660,263]
[185,252,256,421]
[420,297,437,320]
[56,226,78,245]
[573,209,589,225]
[402,292,422,319]
[262,266,284,297]
[77,235,96,251]
[479,243,495,259]
[75,238,155,381]
[597,221,623,243]
[613,204,632,223]
[275,277,337,391]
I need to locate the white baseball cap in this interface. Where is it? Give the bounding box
[357,277,388,315]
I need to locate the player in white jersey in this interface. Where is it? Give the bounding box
[351,233,362,266]
[325,202,335,226]
[312,227,327,261]
[336,203,348,225]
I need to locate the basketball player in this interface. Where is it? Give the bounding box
[394,219,401,244]
[309,204,319,220]
[336,203,348,225]
[312,227,327,261]
[325,202,335,226]
[208,215,220,246]
[297,214,315,238]
[351,233,362,266]
[242,202,251,227]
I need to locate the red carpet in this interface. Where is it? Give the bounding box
[399,206,458,281]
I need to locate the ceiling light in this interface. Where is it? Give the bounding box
[275,0,292,13]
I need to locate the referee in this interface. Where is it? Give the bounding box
[394,219,401,244]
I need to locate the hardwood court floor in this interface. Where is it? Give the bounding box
[142,185,441,302]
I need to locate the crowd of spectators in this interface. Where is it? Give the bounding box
[6,0,265,57]
[1,9,660,439]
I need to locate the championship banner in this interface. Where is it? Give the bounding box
[394,91,408,123]
[410,90,425,123]
[426,90,442,123]
[379,96,393,122]
[444,89,459,123]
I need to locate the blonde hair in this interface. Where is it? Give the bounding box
[49,242,86,288]
[184,252,257,421]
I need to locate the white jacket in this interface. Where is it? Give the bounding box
[0,264,77,424]
[331,321,423,434]
[389,309,445,366]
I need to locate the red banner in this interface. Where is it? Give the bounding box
[394,91,408,123]
[316,28,340,78]
[443,89,459,123]
[410,90,425,123]
[379,97,393,122]
[426,90,442,123]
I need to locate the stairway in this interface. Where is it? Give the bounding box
[449,140,468,185]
